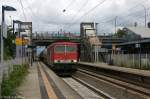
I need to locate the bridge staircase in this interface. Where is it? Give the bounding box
[80,22,107,62]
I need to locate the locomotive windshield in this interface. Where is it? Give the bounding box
[66,46,77,52]
[55,45,77,53]
[55,45,65,52]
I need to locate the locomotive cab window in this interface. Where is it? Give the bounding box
[54,45,77,53]
[55,45,65,52]
[66,45,77,52]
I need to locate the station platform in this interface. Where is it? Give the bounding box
[18,63,41,99]
[78,62,150,78]
[17,62,82,99]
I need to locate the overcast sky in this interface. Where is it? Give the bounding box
[0,0,150,34]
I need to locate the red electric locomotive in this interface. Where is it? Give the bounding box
[42,42,78,75]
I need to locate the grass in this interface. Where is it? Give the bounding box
[1,64,28,97]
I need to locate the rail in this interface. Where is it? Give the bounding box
[77,64,150,98]
[73,76,115,99]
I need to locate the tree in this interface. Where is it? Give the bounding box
[114,29,126,38]
[1,27,16,60]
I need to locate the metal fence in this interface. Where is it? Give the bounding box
[107,54,150,70]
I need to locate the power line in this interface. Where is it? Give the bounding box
[101,8,149,23]
[64,0,89,30]
[116,0,149,17]
[17,0,27,21]
[80,0,147,25]
[23,0,38,18]
[69,0,107,28]
[120,6,150,18]
[97,0,149,24]
[95,1,150,31]
[63,0,76,12]
[95,0,150,33]
[69,0,89,22]
[115,5,150,27]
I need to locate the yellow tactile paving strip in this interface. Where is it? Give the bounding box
[38,63,57,99]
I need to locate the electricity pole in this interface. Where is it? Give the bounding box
[141,5,147,27]
[1,6,5,63]
[115,16,117,34]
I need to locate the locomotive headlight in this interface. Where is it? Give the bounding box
[54,60,58,63]
[73,60,77,62]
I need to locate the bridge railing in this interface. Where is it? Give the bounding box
[32,32,80,39]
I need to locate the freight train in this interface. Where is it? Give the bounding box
[40,41,79,75]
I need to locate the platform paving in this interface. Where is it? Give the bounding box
[79,62,150,77]
[17,62,41,99]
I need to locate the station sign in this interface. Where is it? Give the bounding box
[15,37,28,45]
[135,43,140,48]
[20,22,32,37]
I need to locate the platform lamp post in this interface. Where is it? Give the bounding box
[12,20,22,58]
[13,20,22,36]
[21,34,27,66]
[1,6,16,63]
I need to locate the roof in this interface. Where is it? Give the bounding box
[118,39,150,46]
[124,27,150,38]
[52,42,77,45]
[48,42,78,48]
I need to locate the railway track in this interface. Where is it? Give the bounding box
[75,66,150,99]
[38,62,116,99]
[37,62,83,99]
[38,62,150,99]
[77,64,150,89]
[71,77,115,99]
[62,78,105,99]
[61,74,115,99]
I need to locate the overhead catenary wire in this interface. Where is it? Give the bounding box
[63,0,89,30]
[115,5,150,27]
[70,0,147,26]
[95,1,149,23]
[96,0,150,32]
[119,6,150,19]
[63,0,76,12]
[101,8,149,26]
[7,0,150,33]
[24,0,36,17]
[101,0,149,22]
[108,0,149,20]
[67,0,150,33]
[99,14,147,33]
[69,0,89,22]
[17,0,27,21]
[23,0,41,21]
[99,12,148,33]
[69,0,107,29]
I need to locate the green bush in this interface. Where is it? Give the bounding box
[1,64,28,97]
